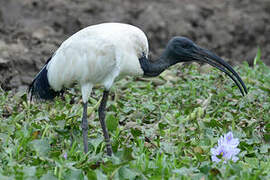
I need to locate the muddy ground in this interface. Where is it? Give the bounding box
[0,0,269,91]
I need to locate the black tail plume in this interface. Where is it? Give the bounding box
[28,56,61,101]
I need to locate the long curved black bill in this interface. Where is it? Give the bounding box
[193,48,248,96]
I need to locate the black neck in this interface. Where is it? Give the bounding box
[139,52,178,77]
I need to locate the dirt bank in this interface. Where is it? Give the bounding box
[0,0,269,91]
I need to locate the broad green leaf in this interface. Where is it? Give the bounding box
[260,144,269,154]
[40,172,57,180]
[95,170,107,180]
[119,166,138,179]
[86,170,97,180]
[64,169,84,180]
[90,137,103,151]
[30,139,50,157]
[22,166,36,179]
[0,173,13,180]
[106,113,118,132]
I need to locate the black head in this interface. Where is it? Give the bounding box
[164,36,248,96]
[166,37,199,62]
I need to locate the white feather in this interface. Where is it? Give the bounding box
[46,23,149,102]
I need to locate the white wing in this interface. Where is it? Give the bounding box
[47,23,149,91]
[47,38,117,90]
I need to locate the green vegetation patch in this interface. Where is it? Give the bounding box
[0,55,269,179]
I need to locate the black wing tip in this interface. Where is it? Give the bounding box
[28,56,62,101]
[28,66,60,101]
[28,79,35,102]
[28,79,60,101]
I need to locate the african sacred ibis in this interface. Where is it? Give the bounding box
[29,22,247,156]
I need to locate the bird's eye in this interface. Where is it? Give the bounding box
[180,42,192,49]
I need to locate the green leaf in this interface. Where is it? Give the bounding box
[22,166,36,179]
[260,144,269,154]
[0,173,13,180]
[245,157,259,167]
[95,169,107,180]
[86,170,97,180]
[158,122,168,130]
[131,128,142,138]
[253,47,261,66]
[30,139,50,157]
[64,169,84,180]
[40,172,57,180]
[122,147,134,161]
[90,137,103,151]
[119,166,138,179]
[106,113,118,132]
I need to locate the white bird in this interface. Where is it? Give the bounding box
[29,22,247,156]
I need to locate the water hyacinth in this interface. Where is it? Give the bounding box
[63,152,67,160]
[211,132,240,163]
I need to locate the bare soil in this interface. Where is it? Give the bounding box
[0,0,269,91]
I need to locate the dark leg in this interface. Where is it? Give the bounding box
[98,90,112,156]
[81,102,88,153]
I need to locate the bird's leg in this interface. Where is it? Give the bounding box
[81,102,89,153]
[98,90,113,156]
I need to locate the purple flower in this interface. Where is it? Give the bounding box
[218,132,239,148]
[211,132,240,163]
[63,152,67,160]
